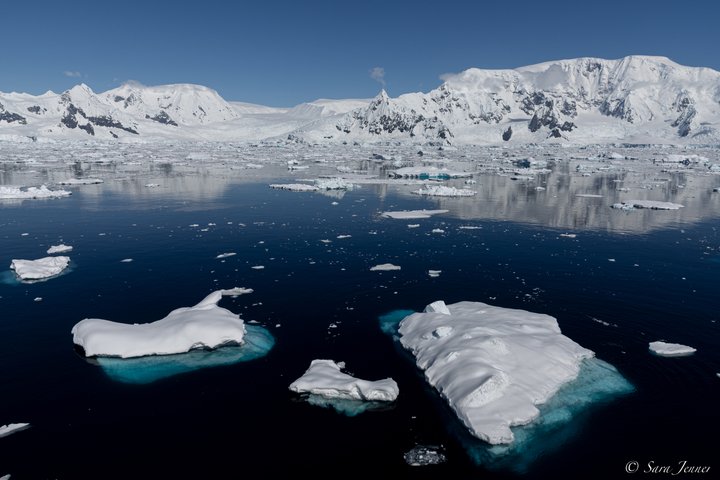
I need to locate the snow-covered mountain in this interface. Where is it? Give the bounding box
[297,55,720,145]
[2,56,720,144]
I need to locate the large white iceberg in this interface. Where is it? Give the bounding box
[72,289,251,358]
[289,359,399,402]
[397,301,596,445]
[649,341,696,357]
[0,185,71,200]
[10,256,70,281]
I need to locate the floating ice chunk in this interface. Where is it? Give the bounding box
[404,445,447,466]
[220,287,253,296]
[34,297,42,302]
[71,289,250,358]
[215,252,236,259]
[412,185,476,197]
[397,301,596,444]
[0,185,71,200]
[145,183,161,188]
[389,166,472,179]
[424,300,451,315]
[57,178,103,185]
[432,228,445,234]
[559,234,577,239]
[459,226,482,230]
[370,263,401,272]
[575,194,603,198]
[10,256,70,281]
[381,209,449,220]
[269,183,319,192]
[336,235,351,239]
[613,200,684,210]
[289,359,399,403]
[251,265,265,270]
[0,423,30,439]
[47,244,73,254]
[649,341,696,357]
[315,178,357,190]
[407,224,420,228]
[94,325,274,384]
[428,270,441,278]
[120,258,133,263]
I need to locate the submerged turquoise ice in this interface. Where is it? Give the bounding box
[379,309,634,472]
[301,394,395,417]
[95,325,275,384]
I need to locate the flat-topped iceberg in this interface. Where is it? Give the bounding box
[381,209,449,219]
[412,185,476,197]
[289,360,399,415]
[72,289,251,358]
[47,244,73,254]
[10,256,70,281]
[0,185,71,200]
[94,325,274,384]
[649,341,696,357]
[396,301,603,445]
[0,423,30,439]
[370,263,401,271]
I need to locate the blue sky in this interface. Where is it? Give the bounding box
[1,0,718,106]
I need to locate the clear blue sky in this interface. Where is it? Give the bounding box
[1,0,718,106]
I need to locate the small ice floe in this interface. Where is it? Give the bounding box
[315,178,357,190]
[0,423,30,439]
[535,186,546,191]
[388,166,471,179]
[269,183,319,192]
[428,270,441,278]
[0,185,71,200]
[320,239,332,243]
[120,258,133,263]
[412,185,476,197]
[575,194,603,198]
[57,178,103,185]
[251,265,265,270]
[215,252,236,259]
[381,209,449,220]
[559,234,577,238]
[611,200,684,211]
[34,297,42,302]
[289,359,399,415]
[72,289,251,358]
[431,228,445,234]
[336,235,351,239]
[459,226,482,230]
[145,183,161,188]
[407,224,420,228]
[47,244,73,254]
[10,256,70,281]
[404,445,447,466]
[608,258,616,262]
[370,263,401,272]
[649,341,696,357]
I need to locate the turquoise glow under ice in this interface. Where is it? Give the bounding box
[95,325,275,384]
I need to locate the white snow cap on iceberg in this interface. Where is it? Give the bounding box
[72,289,251,358]
[398,300,594,444]
[47,244,73,254]
[10,256,70,280]
[0,423,30,439]
[289,359,399,402]
[649,341,696,357]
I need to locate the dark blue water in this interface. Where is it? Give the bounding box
[1,180,718,479]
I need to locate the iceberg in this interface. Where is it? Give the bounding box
[57,178,104,185]
[388,166,472,179]
[380,305,633,471]
[0,423,30,439]
[381,209,449,219]
[412,185,476,197]
[93,325,274,384]
[649,341,696,357]
[0,185,71,200]
[72,289,251,358]
[289,359,399,415]
[10,256,70,281]
[370,263,401,271]
[611,200,684,210]
[269,183,319,192]
[47,244,73,254]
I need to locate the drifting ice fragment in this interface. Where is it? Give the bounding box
[370,263,401,271]
[47,244,73,254]
[649,341,696,357]
[10,256,70,281]
[289,359,399,415]
[0,423,30,439]
[72,289,251,358]
[0,185,71,200]
[404,445,447,466]
[381,210,449,220]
